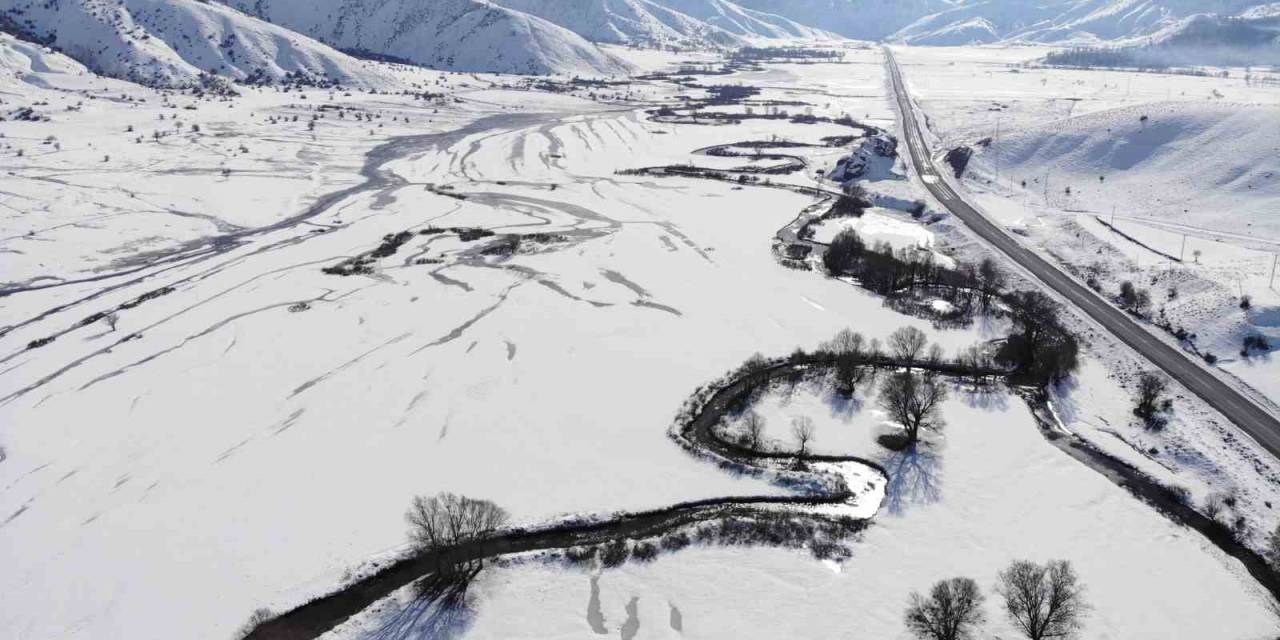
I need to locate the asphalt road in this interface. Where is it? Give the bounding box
[884,47,1280,458]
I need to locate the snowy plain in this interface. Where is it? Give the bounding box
[0,36,1277,640]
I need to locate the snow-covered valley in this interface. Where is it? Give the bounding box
[2,10,1280,640]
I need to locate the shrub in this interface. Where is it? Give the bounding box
[660,531,691,552]
[1132,372,1173,430]
[600,540,630,567]
[563,546,597,566]
[631,542,659,562]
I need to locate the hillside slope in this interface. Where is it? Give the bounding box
[0,0,396,88]
[495,0,743,48]
[1044,12,1280,68]
[978,102,1280,234]
[892,0,1275,45]
[218,0,632,76]
[732,0,1276,45]
[649,0,834,39]
[493,0,832,48]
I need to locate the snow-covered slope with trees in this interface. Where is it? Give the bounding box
[217,0,632,76]
[0,0,397,89]
[1045,12,1280,68]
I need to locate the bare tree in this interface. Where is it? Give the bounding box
[824,328,865,356]
[889,326,929,367]
[103,312,120,332]
[879,372,948,445]
[958,344,994,385]
[905,577,986,640]
[743,410,766,450]
[867,337,884,360]
[1132,372,1173,430]
[926,344,945,366]
[791,416,815,457]
[977,257,1005,306]
[997,560,1087,640]
[834,353,867,396]
[406,493,509,567]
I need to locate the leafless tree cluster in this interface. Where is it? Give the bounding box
[821,328,878,395]
[406,493,509,573]
[956,343,998,386]
[878,371,948,446]
[905,561,1086,640]
[995,290,1079,384]
[905,577,986,640]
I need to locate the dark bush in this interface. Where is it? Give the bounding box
[660,531,691,552]
[1242,334,1270,357]
[563,546,597,566]
[631,542,659,562]
[600,540,630,567]
[26,336,55,350]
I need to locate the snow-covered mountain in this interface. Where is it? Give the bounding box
[216,0,632,76]
[492,0,831,48]
[732,0,951,42]
[891,0,1275,45]
[2,0,1274,94]
[494,0,743,48]
[731,0,1277,46]
[648,0,833,39]
[0,0,397,89]
[1044,11,1280,68]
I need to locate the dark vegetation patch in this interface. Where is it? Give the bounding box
[944,146,973,178]
[322,227,497,276]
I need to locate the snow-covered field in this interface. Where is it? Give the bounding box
[331,394,1277,640]
[2,38,1278,640]
[895,43,1280,557]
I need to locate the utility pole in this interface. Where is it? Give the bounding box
[994,113,1001,187]
[1271,254,1278,289]
[1180,234,1187,262]
[1110,204,1116,226]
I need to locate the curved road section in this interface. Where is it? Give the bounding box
[884,47,1280,458]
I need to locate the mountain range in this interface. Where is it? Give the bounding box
[1,0,1275,86]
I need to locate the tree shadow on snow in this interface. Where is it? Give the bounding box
[956,384,1010,412]
[825,386,866,420]
[1044,374,1083,426]
[362,567,480,640]
[879,443,943,516]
